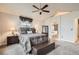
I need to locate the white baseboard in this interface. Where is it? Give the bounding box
[57,39,74,43]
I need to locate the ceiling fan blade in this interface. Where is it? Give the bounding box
[32,5,39,10]
[41,4,48,10]
[32,10,39,12]
[42,10,50,13]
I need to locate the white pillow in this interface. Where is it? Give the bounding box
[27,31,32,34]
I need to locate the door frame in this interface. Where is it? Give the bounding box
[74,18,79,43]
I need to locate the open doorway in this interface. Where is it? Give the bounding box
[52,24,59,41]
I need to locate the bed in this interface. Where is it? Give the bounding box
[20,33,48,46]
[0,32,48,55]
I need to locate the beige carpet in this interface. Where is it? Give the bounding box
[0,44,26,55]
[0,41,79,55]
[47,41,79,55]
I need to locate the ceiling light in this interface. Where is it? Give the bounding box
[55,12,71,16]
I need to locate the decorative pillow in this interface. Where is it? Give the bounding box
[27,31,32,34]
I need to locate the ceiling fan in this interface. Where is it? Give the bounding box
[32,4,50,15]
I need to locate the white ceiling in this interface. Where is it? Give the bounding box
[0,3,79,19]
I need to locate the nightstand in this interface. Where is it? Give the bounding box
[7,36,19,46]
